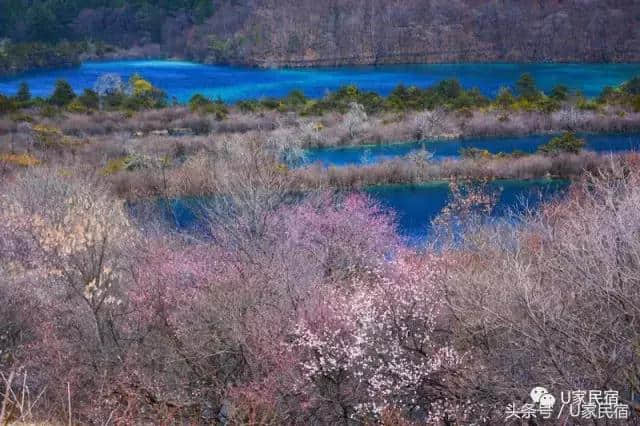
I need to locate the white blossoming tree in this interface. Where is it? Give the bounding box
[343,102,368,139]
[414,109,447,140]
[0,173,136,398]
[36,189,133,343]
[291,255,470,423]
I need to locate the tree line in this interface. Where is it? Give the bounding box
[0,0,216,43]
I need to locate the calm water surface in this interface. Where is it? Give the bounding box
[140,179,568,245]
[0,60,638,101]
[367,180,568,244]
[303,133,640,167]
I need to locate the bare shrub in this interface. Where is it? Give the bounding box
[464,110,550,137]
[296,151,619,190]
[297,119,329,147]
[439,164,640,419]
[197,134,310,249]
[217,110,280,134]
[414,109,447,139]
[0,170,141,422]
[125,191,402,422]
[266,126,305,164]
[343,102,368,139]
[552,105,582,131]
[0,118,15,135]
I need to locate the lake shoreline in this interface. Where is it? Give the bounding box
[5,54,640,78]
[130,178,570,245]
[3,60,640,100]
[2,62,640,202]
[298,108,640,149]
[302,132,640,166]
[3,103,640,201]
[100,150,630,201]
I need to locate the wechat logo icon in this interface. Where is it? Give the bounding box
[531,386,556,409]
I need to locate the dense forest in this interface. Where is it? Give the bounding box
[1,0,640,75]
[0,0,214,43]
[0,0,217,74]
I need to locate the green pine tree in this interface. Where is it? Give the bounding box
[16,82,31,103]
[50,79,76,106]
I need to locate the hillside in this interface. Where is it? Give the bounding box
[1,0,640,73]
[198,0,640,66]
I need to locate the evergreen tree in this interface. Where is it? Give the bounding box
[623,76,640,95]
[538,132,586,155]
[78,89,100,110]
[25,2,60,42]
[0,94,15,114]
[496,87,515,108]
[50,79,75,106]
[550,85,569,101]
[194,0,214,23]
[16,82,31,103]
[0,0,218,42]
[516,73,541,101]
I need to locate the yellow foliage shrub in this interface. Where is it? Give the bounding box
[67,99,88,113]
[275,163,289,174]
[33,124,84,148]
[0,152,41,167]
[33,124,64,147]
[102,157,127,176]
[133,78,153,96]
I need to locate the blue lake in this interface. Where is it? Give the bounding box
[303,133,640,167]
[367,180,568,245]
[140,179,568,245]
[0,60,638,102]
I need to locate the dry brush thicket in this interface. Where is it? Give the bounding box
[4,104,640,144]
[4,110,637,201]
[2,147,640,423]
[439,162,640,418]
[1,89,640,423]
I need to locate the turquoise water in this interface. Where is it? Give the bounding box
[303,133,640,167]
[367,180,569,244]
[0,60,638,102]
[140,179,567,244]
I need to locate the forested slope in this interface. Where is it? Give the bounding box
[1,0,639,73]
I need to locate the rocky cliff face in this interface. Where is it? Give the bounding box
[173,0,640,66]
